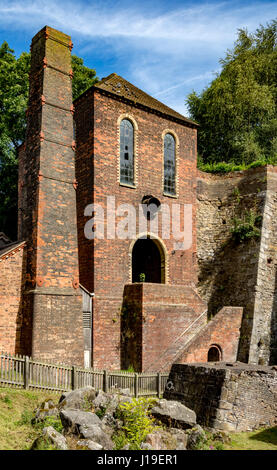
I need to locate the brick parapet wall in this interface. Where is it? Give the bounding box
[121,283,207,372]
[177,306,243,363]
[164,363,277,432]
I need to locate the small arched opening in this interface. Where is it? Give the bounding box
[132,236,165,283]
[207,344,222,362]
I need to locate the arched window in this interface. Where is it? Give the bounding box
[120,119,134,185]
[163,133,176,195]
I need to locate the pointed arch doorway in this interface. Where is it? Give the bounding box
[132,236,166,283]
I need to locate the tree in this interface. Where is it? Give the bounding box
[187,20,277,165]
[0,43,98,240]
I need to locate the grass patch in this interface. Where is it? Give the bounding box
[198,157,277,174]
[226,427,277,451]
[0,387,57,450]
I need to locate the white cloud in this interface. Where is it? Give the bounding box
[0,0,276,115]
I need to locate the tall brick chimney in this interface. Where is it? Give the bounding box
[20,26,84,365]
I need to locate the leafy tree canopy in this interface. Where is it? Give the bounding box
[0,43,98,239]
[187,19,277,166]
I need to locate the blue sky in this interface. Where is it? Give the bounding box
[0,0,276,116]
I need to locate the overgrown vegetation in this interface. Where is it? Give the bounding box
[230,208,262,242]
[188,20,277,168]
[113,397,158,450]
[198,157,277,174]
[0,387,57,450]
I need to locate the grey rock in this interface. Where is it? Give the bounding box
[32,399,59,423]
[150,399,196,429]
[60,409,101,434]
[169,428,188,448]
[42,426,68,450]
[76,439,103,450]
[145,432,164,450]
[79,424,114,450]
[141,442,153,450]
[176,442,187,450]
[59,386,97,411]
[186,425,206,450]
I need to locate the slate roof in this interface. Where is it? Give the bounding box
[76,73,197,127]
[0,241,26,260]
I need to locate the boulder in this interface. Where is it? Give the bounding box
[60,409,102,434]
[59,387,97,411]
[43,426,68,450]
[76,439,103,450]
[145,432,164,450]
[141,442,153,450]
[186,425,206,450]
[32,399,59,424]
[79,424,114,450]
[150,399,196,429]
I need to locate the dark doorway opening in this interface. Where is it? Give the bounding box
[208,345,221,362]
[132,237,165,283]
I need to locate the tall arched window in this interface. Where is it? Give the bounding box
[163,133,176,195]
[120,119,134,185]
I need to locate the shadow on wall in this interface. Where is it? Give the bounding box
[16,246,33,356]
[270,270,277,364]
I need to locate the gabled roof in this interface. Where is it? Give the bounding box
[0,241,26,261]
[76,73,197,127]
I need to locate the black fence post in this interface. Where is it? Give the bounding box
[72,365,77,390]
[104,370,109,393]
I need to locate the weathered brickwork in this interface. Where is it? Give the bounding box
[0,243,27,354]
[178,307,243,363]
[18,26,84,365]
[121,283,207,372]
[74,85,202,370]
[164,363,277,431]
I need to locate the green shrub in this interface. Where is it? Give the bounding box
[115,397,157,450]
[230,209,262,242]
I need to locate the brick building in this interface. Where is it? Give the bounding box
[0,26,275,370]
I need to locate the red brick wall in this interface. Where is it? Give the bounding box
[75,88,199,369]
[21,26,84,365]
[0,244,26,354]
[177,306,243,363]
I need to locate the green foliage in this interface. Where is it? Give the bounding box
[42,416,63,434]
[115,397,157,450]
[230,209,262,242]
[0,42,98,239]
[17,409,34,426]
[139,273,146,282]
[198,157,277,174]
[188,20,277,166]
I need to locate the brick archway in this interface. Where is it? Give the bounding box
[132,236,166,283]
[208,344,222,362]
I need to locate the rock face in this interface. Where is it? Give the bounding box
[150,399,196,429]
[59,386,97,410]
[60,409,102,432]
[60,408,113,450]
[42,426,68,450]
[32,399,59,424]
[76,439,103,450]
